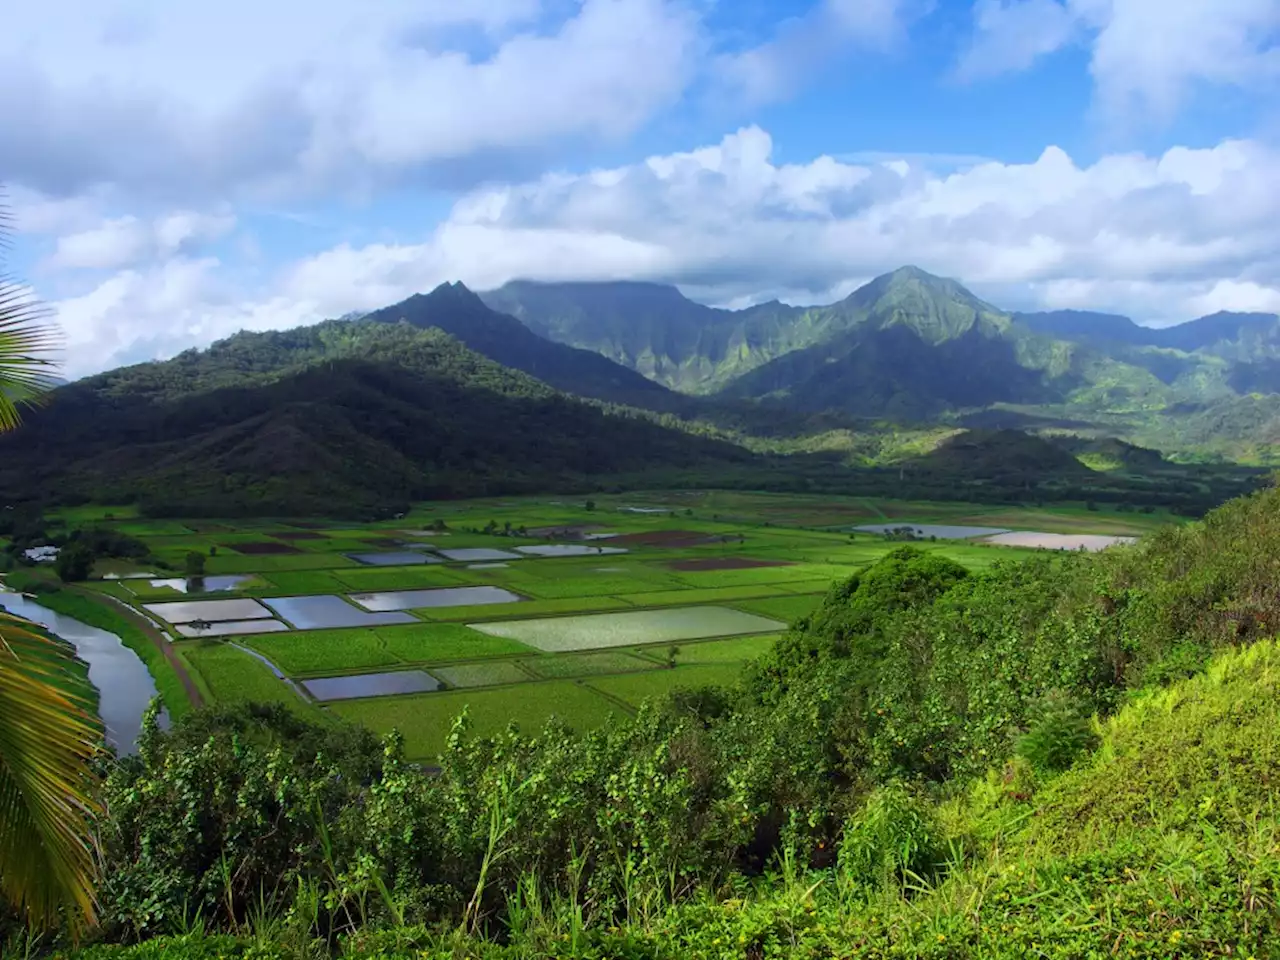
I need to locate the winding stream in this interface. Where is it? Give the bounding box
[0,591,168,755]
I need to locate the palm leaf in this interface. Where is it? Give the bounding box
[0,197,62,434]
[0,612,103,928]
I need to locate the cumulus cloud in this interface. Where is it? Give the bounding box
[47,211,235,270]
[38,125,1280,378]
[960,0,1280,120]
[0,0,700,202]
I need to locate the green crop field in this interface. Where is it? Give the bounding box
[329,680,628,758]
[54,491,1147,761]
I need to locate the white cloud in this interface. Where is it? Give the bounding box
[960,0,1280,120]
[38,125,1280,377]
[958,0,1079,79]
[47,211,235,270]
[0,0,701,202]
[715,0,919,104]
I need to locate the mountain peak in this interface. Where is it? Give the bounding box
[886,265,942,281]
[420,280,480,304]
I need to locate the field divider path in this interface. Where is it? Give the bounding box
[577,678,638,717]
[73,585,205,710]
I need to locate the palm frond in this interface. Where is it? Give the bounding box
[0,612,103,929]
[0,194,62,434]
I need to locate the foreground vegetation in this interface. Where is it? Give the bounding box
[4,478,1280,956]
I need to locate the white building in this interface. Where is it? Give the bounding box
[23,545,60,563]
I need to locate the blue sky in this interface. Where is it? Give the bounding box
[2,0,1278,376]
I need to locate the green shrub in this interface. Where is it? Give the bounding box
[1016,703,1099,775]
[837,781,944,893]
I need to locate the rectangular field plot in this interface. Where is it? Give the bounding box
[176,619,290,638]
[206,553,359,574]
[416,595,635,622]
[617,585,796,607]
[432,661,532,689]
[352,586,525,611]
[437,548,523,562]
[144,597,273,624]
[329,681,626,759]
[513,545,628,557]
[262,595,417,629]
[181,641,315,717]
[243,623,531,675]
[522,651,661,680]
[331,566,470,592]
[733,594,823,623]
[470,606,785,652]
[347,551,443,566]
[302,670,441,702]
[510,574,679,600]
[587,663,744,707]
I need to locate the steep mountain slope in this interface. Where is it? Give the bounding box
[0,323,746,517]
[486,270,1280,453]
[481,279,876,393]
[363,282,689,411]
[714,269,1173,420]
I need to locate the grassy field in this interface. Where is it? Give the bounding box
[35,491,1159,760]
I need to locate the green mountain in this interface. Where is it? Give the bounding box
[715,268,1164,420]
[481,279,875,393]
[0,321,746,518]
[484,269,1280,459]
[363,282,690,411]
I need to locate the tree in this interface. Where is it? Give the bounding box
[184,551,206,577]
[0,193,103,930]
[55,544,93,583]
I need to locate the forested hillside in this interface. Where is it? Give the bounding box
[27,477,1280,958]
[364,282,693,412]
[486,267,1280,460]
[0,323,745,518]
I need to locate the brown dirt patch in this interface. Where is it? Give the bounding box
[273,530,326,541]
[611,529,735,548]
[360,537,407,549]
[667,557,794,572]
[285,521,327,529]
[224,541,302,555]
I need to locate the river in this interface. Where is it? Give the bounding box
[0,591,167,755]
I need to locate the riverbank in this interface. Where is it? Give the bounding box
[2,572,199,719]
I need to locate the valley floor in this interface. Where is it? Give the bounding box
[10,492,1169,761]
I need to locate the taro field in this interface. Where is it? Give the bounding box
[66,491,1151,760]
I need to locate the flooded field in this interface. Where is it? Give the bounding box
[352,586,526,612]
[176,619,291,638]
[983,531,1135,551]
[145,575,253,594]
[853,523,1012,539]
[471,606,784,652]
[145,597,273,624]
[303,670,441,702]
[263,595,417,629]
[348,550,442,566]
[437,548,524,562]
[515,545,628,557]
